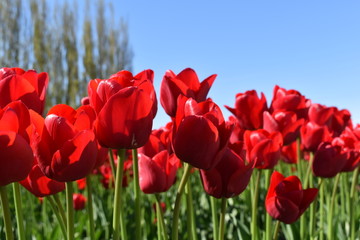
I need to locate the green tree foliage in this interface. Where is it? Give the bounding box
[0,0,133,110]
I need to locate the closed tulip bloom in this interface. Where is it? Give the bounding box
[0,101,34,186]
[73,193,87,210]
[138,150,179,194]
[0,67,49,115]
[36,104,98,182]
[312,142,348,178]
[334,127,360,172]
[200,146,255,198]
[265,171,318,224]
[160,68,216,117]
[280,142,298,164]
[263,110,304,145]
[300,121,331,152]
[225,90,267,130]
[172,97,233,170]
[244,129,283,169]
[270,85,310,119]
[89,70,157,149]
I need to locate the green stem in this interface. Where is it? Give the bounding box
[12,182,25,240]
[296,138,302,180]
[272,221,281,240]
[66,182,74,240]
[0,186,14,240]
[53,194,67,226]
[171,163,192,240]
[108,149,117,179]
[185,181,197,240]
[350,167,359,240]
[156,202,162,240]
[265,170,272,240]
[47,196,67,239]
[303,152,314,189]
[319,178,325,240]
[218,198,227,240]
[210,197,219,240]
[308,171,316,240]
[112,149,126,240]
[86,175,95,240]
[132,148,141,240]
[328,174,340,240]
[156,194,168,240]
[251,170,261,240]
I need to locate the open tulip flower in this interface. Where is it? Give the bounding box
[200,146,255,198]
[88,69,157,149]
[244,129,283,169]
[160,68,216,117]
[0,101,34,186]
[225,90,267,130]
[172,96,233,170]
[0,67,49,115]
[36,104,98,182]
[265,171,318,224]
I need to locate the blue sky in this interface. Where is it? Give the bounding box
[114,1,360,128]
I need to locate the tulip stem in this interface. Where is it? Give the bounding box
[251,169,261,240]
[112,149,126,240]
[303,152,314,189]
[0,186,14,240]
[47,196,67,238]
[350,167,359,240]
[265,170,272,240]
[319,178,325,240]
[86,175,95,240]
[155,194,168,240]
[132,148,142,240]
[218,198,227,240]
[185,181,197,240]
[210,197,219,240]
[53,194,67,225]
[272,220,281,240]
[327,174,340,240]
[171,163,192,240]
[108,149,116,179]
[12,182,25,240]
[65,182,74,240]
[296,138,302,180]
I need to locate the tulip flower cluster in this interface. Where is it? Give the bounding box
[0,66,358,240]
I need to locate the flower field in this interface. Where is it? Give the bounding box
[0,67,359,240]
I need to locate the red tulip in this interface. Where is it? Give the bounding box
[280,142,298,164]
[73,193,87,210]
[160,68,216,117]
[244,129,283,169]
[225,90,267,130]
[270,85,310,119]
[263,110,304,145]
[312,142,348,178]
[138,150,179,194]
[334,127,360,172]
[36,104,98,182]
[0,67,49,114]
[88,70,157,149]
[172,97,233,170]
[200,146,254,198]
[300,121,331,152]
[0,101,33,186]
[265,171,318,224]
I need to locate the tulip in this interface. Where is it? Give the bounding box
[138,150,179,194]
[0,67,49,115]
[334,127,360,172]
[270,85,310,119]
[265,171,318,224]
[160,68,216,117]
[88,70,157,149]
[36,104,98,182]
[0,101,34,186]
[200,146,254,198]
[73,193,87,210]
[172,96,233,170]
[300,121,331,152]
[263,110,304,145]
[280,142,298,164]
[244,129,283,169]
[225,90,267,130]
[312,142,348,178]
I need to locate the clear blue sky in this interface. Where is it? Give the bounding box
[113,1,360,128]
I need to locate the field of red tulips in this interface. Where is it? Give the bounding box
[0,67,359,240]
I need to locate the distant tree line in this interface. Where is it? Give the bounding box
[0,0,133,109]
